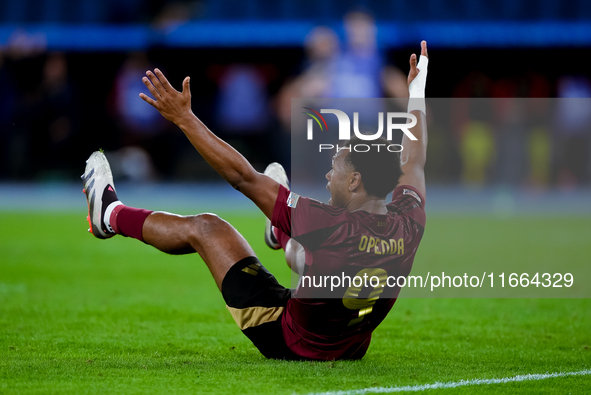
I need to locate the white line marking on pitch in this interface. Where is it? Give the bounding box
[307,369,591,395]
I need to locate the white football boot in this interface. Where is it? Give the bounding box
[263,162,289,250]
[81,151,122,239]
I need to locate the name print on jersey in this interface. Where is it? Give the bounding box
[358,235,404,256]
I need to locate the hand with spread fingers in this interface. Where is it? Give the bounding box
[139,68,193,126]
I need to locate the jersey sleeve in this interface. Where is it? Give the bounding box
[272,185,349,251]
[271,185,293,237]
[389,185,426,228]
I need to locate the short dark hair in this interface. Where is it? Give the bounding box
[343,137,402,198]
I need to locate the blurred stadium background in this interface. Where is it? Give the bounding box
[0,0,590,198]
[2,2,591,392]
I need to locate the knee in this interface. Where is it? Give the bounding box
[285,239,305,275]
[188,213,228,239]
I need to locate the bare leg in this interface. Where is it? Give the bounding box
[142,212,256,290]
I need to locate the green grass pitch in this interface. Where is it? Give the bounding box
[1,211,590,394]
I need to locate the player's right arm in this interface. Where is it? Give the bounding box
[397,41,428,199]
[138,69,279,220]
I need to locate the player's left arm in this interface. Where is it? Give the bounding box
[139,69,279,219]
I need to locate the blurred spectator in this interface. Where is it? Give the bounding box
[1,8,590,189]
[4,30,47,60]
[276,26,339,129]
[276,11,395,178]
[111,52,167,180]
[152,1,196,29]
[215,65,271,134]
[491,82,529,187]
[33,53,80,179]
[330,11,383,99]
[459,120,495,187]
[524,75,552,188]
[113,52,164,136]
[528,123,551,187]
[452,73,556,189]
[553,76,591,188]
[301,26,340,92]
[274,26,340,172]
[452,73,495,187]
[332,11,393,128]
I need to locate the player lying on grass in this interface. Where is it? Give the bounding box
[82,41,429,361]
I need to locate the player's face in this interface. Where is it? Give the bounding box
[325,150,353,207]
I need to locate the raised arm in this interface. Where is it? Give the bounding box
[397,41,429,198]
[139,69,279,219]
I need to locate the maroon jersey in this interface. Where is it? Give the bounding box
[271,184,426,360]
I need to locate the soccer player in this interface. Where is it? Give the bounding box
[82,41,429,360]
